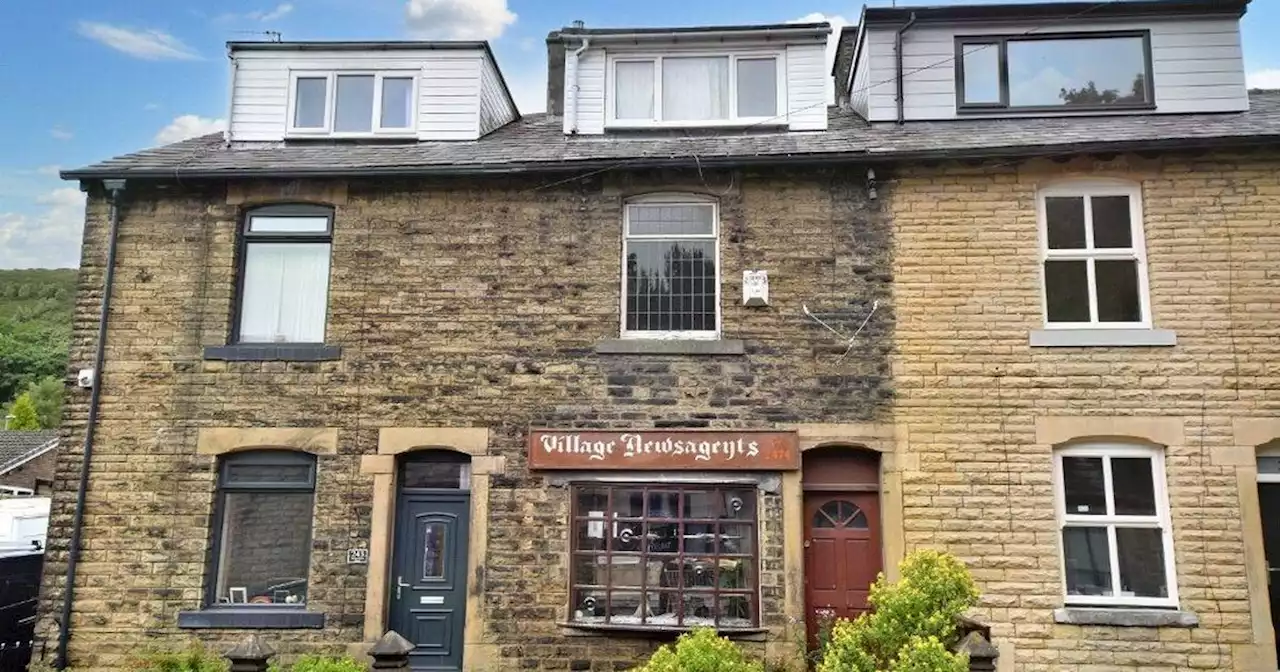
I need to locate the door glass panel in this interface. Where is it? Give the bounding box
[847,509,868,529]
[812,511,836,528]
[402,460,471,489]
[422,522,447,579]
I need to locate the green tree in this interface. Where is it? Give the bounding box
[6,393,41,430]
[23,376,64,429]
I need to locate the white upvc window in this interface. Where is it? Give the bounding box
[606,52,784,128]
[621,195,720,340]
[1053,444,1177,608]
[287,71,418,137]
[1037,180,1151,329]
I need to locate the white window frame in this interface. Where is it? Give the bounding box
[286,70,419,138]
[1053,443,1177,608]
[605,51,786,128]
[1037,179,1151,329]
[620,194,721,341]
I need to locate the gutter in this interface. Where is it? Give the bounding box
[568,37,590,135]
[55,179,126,671]
[552,26,828,44]
[58,134,1280,182]
[0,438,59,477]
[895,12,918,125]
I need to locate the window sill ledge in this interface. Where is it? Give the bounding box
[557,622,766,640]
[1029,328,1177,348]
[1053,607,1198,628]
[203,344,342,362]
[594,339,745,356]
[177,608,325,629]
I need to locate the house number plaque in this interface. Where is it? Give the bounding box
[528,429,799,470]
[347,548,369,565]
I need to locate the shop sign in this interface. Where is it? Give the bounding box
[528,429,799,470]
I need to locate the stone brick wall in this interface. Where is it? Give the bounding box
[888,153,1280,671]
[39,166,893,669]
[1,448,56,493]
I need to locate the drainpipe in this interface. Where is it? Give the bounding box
[895,12,917,125]
[224,50,238,146]
[569,36,591,135]
[55,178,126,671]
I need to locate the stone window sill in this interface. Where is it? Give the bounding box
[594,339,745,356]
[178,607,325,629]
[557,622,766,640]
[1029,328,1177,348]
[203,344,342,362]
[1053,607,1198,628]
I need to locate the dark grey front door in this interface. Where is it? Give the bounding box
[390,494,469,671]
[1259,483,1280,665]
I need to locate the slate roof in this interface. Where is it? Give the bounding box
[63,91,1280,180]
[0,431,57,476]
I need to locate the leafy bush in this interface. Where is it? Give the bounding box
[129,643,228,672]
[631,628,764,672]
[817,549,979,672]
[6,392,40,430]
[270,655,367,672]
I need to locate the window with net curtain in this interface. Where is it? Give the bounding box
[236,205,333,343]
[613,55,778,123]
[623,196,719,337]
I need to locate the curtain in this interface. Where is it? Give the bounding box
[663,56,729,121]
[615,61,655,120]
[240,242,331,342]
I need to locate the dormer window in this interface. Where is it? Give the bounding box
[607,53,783,127]
[288,71,417,136]
[957,31,1153,112]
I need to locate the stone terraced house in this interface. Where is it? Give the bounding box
[36,0,1280,670]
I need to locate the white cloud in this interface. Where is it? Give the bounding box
[219,3,295,23]
[405,0,516,40]
[790,13,850,104]
[1248,69,1280,90]
[154,115,226,145]
[0,188,87,270]
[50,126,73,141]
[77,21,200,60]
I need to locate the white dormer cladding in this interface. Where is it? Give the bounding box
[848,2,1249,122]
[227,42,518,143]
[559,23,831,135]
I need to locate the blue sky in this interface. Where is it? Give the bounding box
[1,0,1277,269]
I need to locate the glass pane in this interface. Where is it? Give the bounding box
[718,523,754,556]
[223,463,313,487]
[334,74,374,132]
[662,56,730,121]
[681,591,717,626]
[422,522,446,578]
[401,460,471,489]
[628,204,714,236]
[1008,36,1148,108]
[1062,456,1106,515]
[215,491,312,605]
[736,57,777,117]
[812,511,836,528]
[847,509,868,529]
[718,594,753,628]
[293,77,327,128]
[574,553,608,586]
[1095,260,1141,323]
[1091,196,1133,248]
[1112,457,1156,516]
[1044,260,1089,323]
[625,240,717,333]
[611,488,645,518]
[239,242,331,343]
[576,486,609,514]
[1062,526,1112,596]
[647,490,680,518]
[725,490,754,519]
[645,521,680,554]
[249,215,329,233]
[606,555,648,588]
[718,556,751,590]
[684,559,717,588]
[615,61,655,120]
[380,77,413,129]
[572,586,607,623]
[1045,197,1086,250]
[574,515,607,552]
[961,43,1000,104]
[1117,527,1167,598]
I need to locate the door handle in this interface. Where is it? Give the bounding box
[396,576,410,600]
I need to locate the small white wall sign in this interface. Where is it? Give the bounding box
[347,548,370,565]
[743,270,769,306]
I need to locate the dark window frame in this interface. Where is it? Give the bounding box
[567,483,760,632]
[230,203,335,345]
[954,30,1155,114]
[205,450,318,610]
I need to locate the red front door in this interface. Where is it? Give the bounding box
[803,492,882,646]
